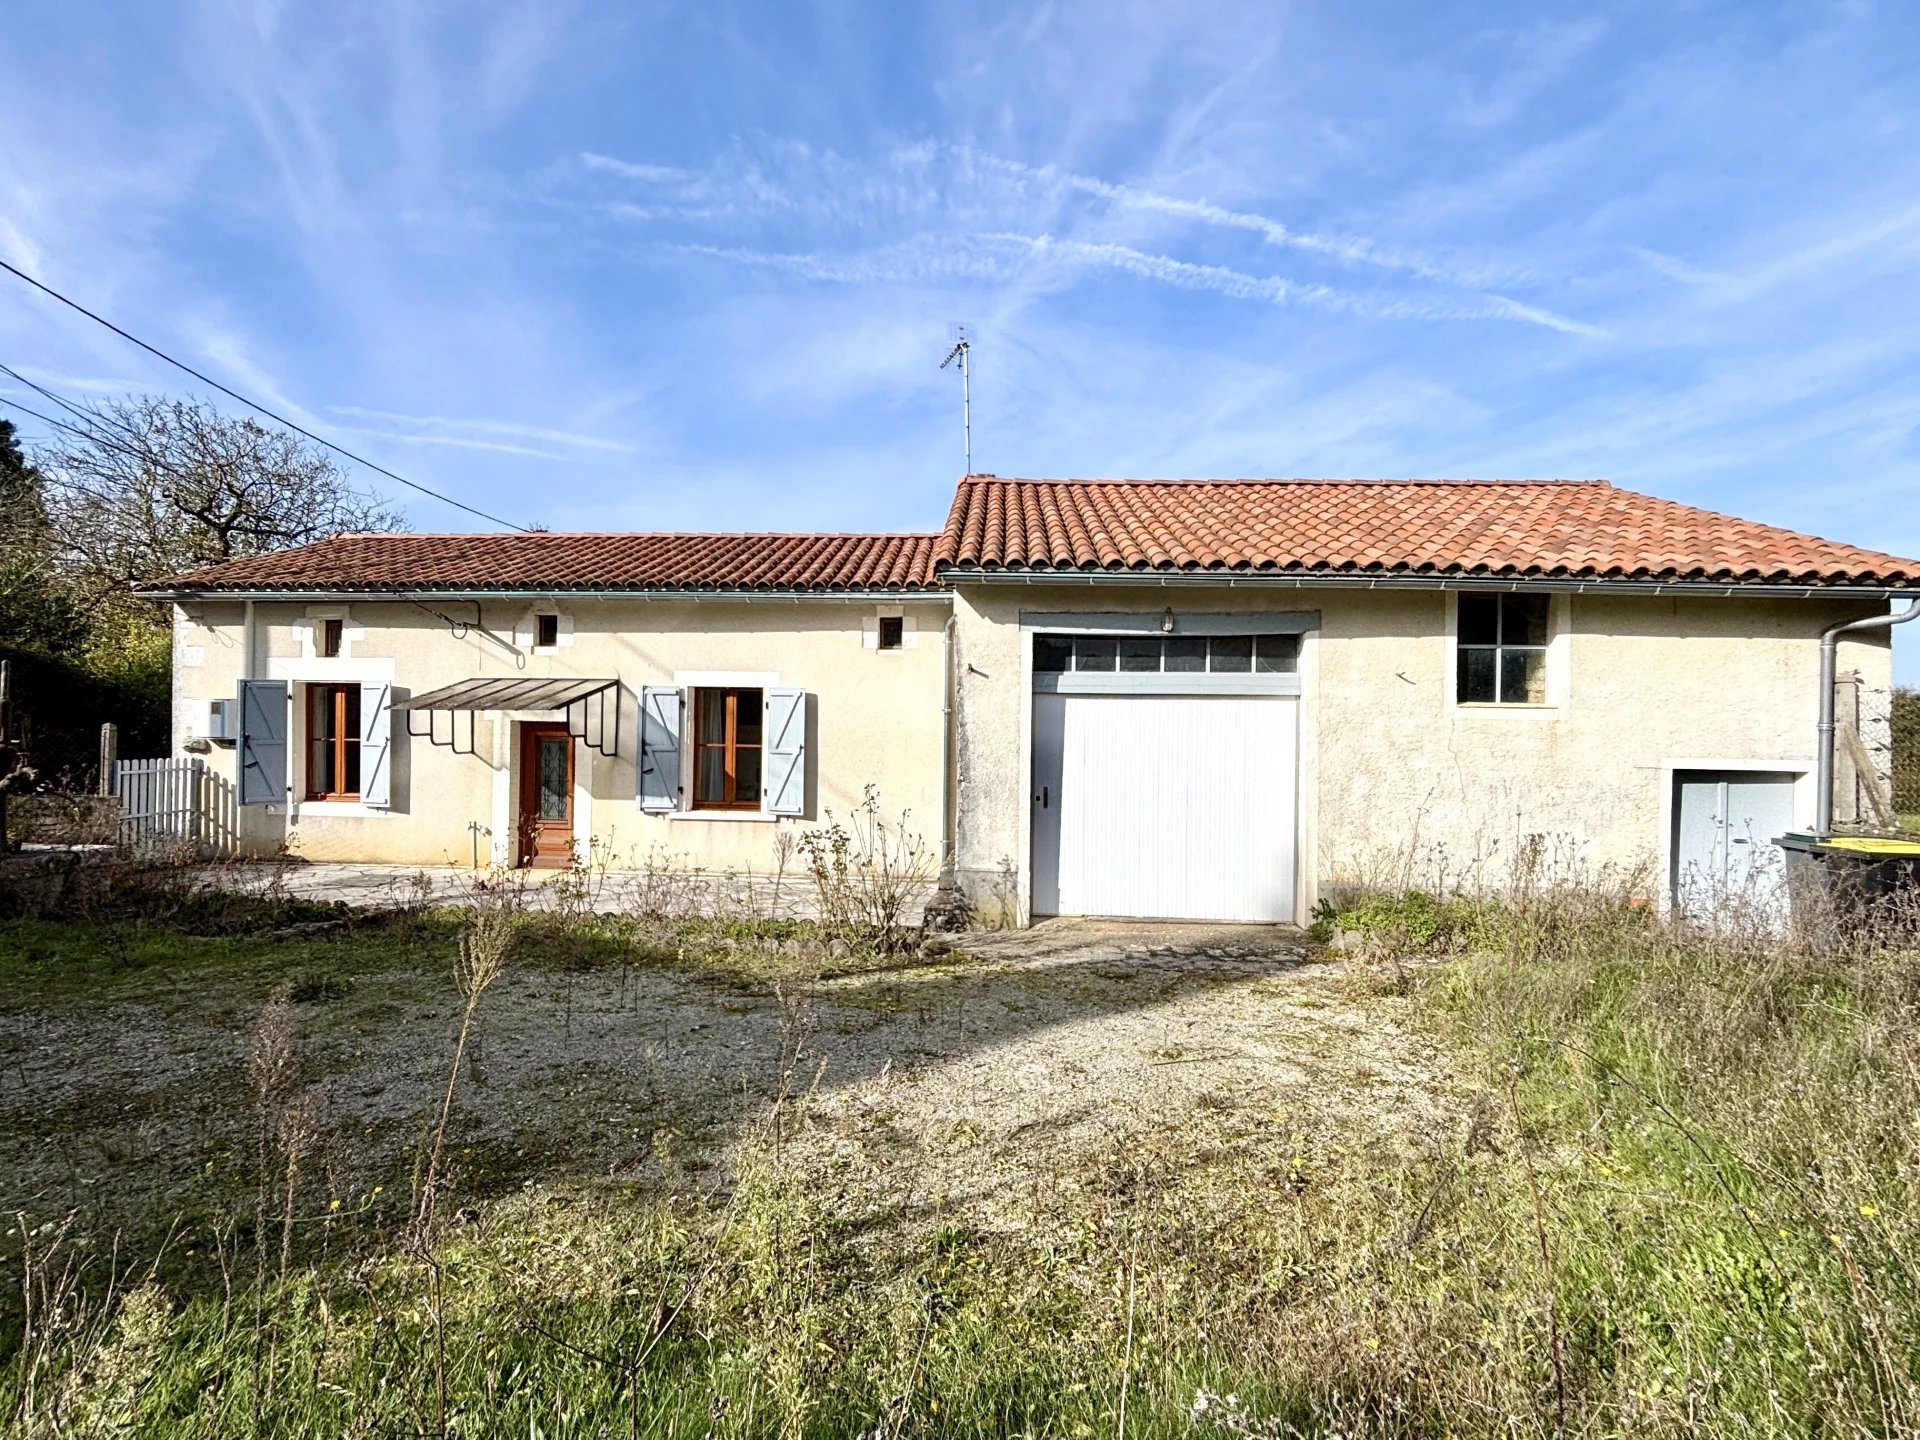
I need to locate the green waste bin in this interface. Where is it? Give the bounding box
[1775,833,1920,931]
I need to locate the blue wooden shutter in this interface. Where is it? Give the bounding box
[360,682,392,808]
[237,679,288,806]
[764,688,805,816]
[637,686,684,811]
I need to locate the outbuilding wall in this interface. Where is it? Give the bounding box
[948,583,1895,922]
[169,597,950,871]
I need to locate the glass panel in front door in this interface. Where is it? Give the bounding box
[538,738,569,820]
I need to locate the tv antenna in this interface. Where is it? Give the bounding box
[940,323,972,475]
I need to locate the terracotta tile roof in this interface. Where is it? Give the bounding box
[146,477,1919,596]
[148,531,945,594]
[939,477,1920,587]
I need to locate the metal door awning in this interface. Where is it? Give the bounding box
[398,677,621,757]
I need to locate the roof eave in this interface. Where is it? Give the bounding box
[935,567,1920,598]
[140,584,956,603]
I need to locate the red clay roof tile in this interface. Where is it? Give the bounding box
[938,477,1920,586]
[146,477,1920,595]
[149,531,945,594]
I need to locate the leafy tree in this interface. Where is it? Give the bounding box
[38,395,404,614]
[0,418,84,652]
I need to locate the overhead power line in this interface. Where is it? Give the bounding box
[0,360,114,431]
[0,258,529,532]
[2,363,203,472]
[0,384,256,509]
[0,392,89,442]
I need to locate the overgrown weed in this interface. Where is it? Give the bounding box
[7,859,1919,1436]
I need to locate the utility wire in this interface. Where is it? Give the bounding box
[0,373,324,525]
[0,364,239,490]
[0,389,233,508]
[0,392,86,442]
[0,361,114,431]
[0,258,530,532]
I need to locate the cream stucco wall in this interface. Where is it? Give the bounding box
[947,583,1895,922]
[167,585,1895,918]
[169,597,951,871]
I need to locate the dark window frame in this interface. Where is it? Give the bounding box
[692,686,764,811]
[317,617,344,658]
[534,613,560,649]
[1456,594,1550,705]
[1032,632,1301,675]
[877,616,905,650]
[305,682,362,801]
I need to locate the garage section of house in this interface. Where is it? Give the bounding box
[1029,626,1303,924]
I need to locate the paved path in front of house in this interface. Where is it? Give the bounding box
[202,858,932,923]
[956,915,1310,966]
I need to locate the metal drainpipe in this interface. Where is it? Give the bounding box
[1816,598,1920,836]
[939,612,958,870]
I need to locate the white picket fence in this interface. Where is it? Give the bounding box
[111,757,238,856]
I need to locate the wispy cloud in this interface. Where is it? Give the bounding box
[328,404,637,454]
[678,229,1608,337]
[675,236,1022,287]
[582,138,1594,334]
[193,327,329,431]
[581,153,696,186]
[1627,245,1729,286]
[952,146,1503,289]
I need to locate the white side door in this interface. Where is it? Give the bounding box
[1672,771,1798,922]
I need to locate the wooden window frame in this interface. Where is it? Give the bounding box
[692,686,763,811]
[1456,594,1550,705]
[534,613,560,649]
[318,618,344,658]
[305,683,362,801]
[877,616,904,650]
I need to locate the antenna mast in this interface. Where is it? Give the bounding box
[941,323,972,475]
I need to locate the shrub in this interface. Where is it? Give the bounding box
[1318,887,1510,954]
[798,785,935,949]
[1895,684,1918,827]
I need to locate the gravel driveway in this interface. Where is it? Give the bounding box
[0,915,1458,1244]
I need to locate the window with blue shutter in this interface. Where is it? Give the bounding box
[764,688,806,816]
[360,682,392,808]
[237,679,289,806]
[637,686,684,811]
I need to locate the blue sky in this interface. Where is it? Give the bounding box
[1,0,1917,678]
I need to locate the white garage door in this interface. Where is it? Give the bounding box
[1032,692,1298,923]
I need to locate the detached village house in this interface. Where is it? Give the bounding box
[141,476,1919,925]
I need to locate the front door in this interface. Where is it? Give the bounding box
[518,724,575,867]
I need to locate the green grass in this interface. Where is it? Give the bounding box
[4,887,1918,1437]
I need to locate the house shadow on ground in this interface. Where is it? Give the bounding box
[1,903,1455,1302]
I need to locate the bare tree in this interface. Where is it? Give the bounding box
[39,395,404,609]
